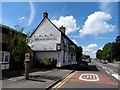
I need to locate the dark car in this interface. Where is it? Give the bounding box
[85,58,91,63]
[101,60,107,64]
[77,61,89,70]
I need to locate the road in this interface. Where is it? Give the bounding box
[95,60,119,74]
[2,60,119,90]
[52,60,119,89]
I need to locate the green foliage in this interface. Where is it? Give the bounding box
[38,58,57,68]
[42,58,52,66]
[96,42,112,62]
[102,43,112,60]
[96,49,103,59]
[82,55,90,60]
[51,58,57,67]
[112,42,120,61]
[76,46,83,63]
[8,26,29,69]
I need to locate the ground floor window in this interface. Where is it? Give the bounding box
[0,51,10,70]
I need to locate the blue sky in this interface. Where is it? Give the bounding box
[1,2,118,58]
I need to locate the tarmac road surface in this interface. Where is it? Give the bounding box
[52,60,119,90]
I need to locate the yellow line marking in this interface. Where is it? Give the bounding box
[53,71,77,90]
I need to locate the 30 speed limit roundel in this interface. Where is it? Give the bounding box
[56,44,61,50]
[79,73,99,81]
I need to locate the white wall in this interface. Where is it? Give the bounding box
[30,17,77,67]
[35,51,63,67]
[30,18,61,51]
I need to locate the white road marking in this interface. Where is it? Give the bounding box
[105,70,110,74]
[97,62,120,81]
[109,69,115,73]
[100,64,120,81]
[111,74,120,81]
[79,73,99,81]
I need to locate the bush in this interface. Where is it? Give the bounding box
[51,58,57,67]
[42,58,51,66]
[38,58,57,68]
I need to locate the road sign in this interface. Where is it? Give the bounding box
[56,44,61,51]
[79,73,99,81]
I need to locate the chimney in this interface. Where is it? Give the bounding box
[43,11,48,18]
[59,25,65,34]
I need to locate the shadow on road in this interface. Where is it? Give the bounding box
[55,64,76,71]
[29,74,61,82]
[2,68,54,80]
[28,78,46,82]
[76,65,99,72]
[88,65,99,71]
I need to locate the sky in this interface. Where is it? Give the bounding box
[1,1,119,58]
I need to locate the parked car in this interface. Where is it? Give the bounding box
[101,60,107,64]
[84,58,91,63]
[89,58,91,62]
[77,61,89,70]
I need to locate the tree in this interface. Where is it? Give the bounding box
[82,55,90,60]
[8,26,29,70]
[76,46,83,63]
[102,43,112,61]
[96,42,113,62]
[112,42,120,61]
[96,49,103,59]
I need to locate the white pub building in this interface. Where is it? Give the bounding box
[30,11,78,67]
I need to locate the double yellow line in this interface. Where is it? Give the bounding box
[53,71,77,90]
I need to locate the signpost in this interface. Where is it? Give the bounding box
[56,44,61,51]
[25,53,30,80]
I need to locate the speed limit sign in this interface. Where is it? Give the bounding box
[56,44,61,51]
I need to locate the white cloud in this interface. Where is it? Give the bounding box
[79,11,115,37]
[98,47,103,50]
[20,17,26,20]
[72,39,78,45]
[51,16,77,35]
[0,18,1,22]
[28,2,35,26]
[82,44,98,58]
[19,17,26,23]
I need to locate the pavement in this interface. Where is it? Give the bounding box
[2,65,75,89]
[108,62,119,67]
[1,61,120,90]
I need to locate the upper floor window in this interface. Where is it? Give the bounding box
[2,28,8,34]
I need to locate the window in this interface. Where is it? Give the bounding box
[2,43,8,51]
[2,28,8,34]
[0,51,3,62]
[5,54,9,62]
[3,52,10,63]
